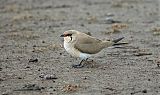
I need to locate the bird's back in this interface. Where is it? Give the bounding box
[74,32,113,54]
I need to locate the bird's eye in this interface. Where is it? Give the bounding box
[66,34,72,36]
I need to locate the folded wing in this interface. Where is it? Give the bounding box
[75,33,104,54]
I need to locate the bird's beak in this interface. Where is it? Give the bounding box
[60,34,65,37]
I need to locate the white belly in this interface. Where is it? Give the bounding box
[64,42,80,58]
[64,42,91,59]
[79,52,91,60]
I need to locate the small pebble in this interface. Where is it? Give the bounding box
[106,13,114,17]
[80,24,85,27]
[82,77,87,80]
[86,12,90,15]
[0,78,4,81]
[33,45,36,47]
[39,74,45,78]
[29,58,38,63]
[25,66,30,68]
[0,67,2,71]
[142,89,147,93]
[2,93,9,95]
[18,77,22,79]
[105,17,121,24]
[53,89,56,91]
[44,74,58,80]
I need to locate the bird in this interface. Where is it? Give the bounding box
[60,30,125,68]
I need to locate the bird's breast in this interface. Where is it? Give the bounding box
[64,42,80,58]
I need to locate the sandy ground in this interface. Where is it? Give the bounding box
[0,0,160,95]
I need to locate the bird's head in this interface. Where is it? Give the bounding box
[60,30,78,43]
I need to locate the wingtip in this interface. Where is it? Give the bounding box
[113,37,124,43]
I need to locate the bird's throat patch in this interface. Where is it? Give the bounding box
[64,36,72,43]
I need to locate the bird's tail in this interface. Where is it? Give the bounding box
[113,37,124,43]
[112,37,127,46]
[103,37,126,48]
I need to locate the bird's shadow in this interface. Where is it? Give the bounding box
[82,59,100,68]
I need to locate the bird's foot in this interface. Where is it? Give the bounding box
[72,64,84,68]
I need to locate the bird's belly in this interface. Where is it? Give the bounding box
[64,43,80,57]
[79,52,91,60]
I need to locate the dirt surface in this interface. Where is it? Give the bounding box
[0,0,160,95]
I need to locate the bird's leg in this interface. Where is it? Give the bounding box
[85,58,93,62]
[86,58,89,61]
[72,59,85,68]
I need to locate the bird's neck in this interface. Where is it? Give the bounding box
[64,42,80,58]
